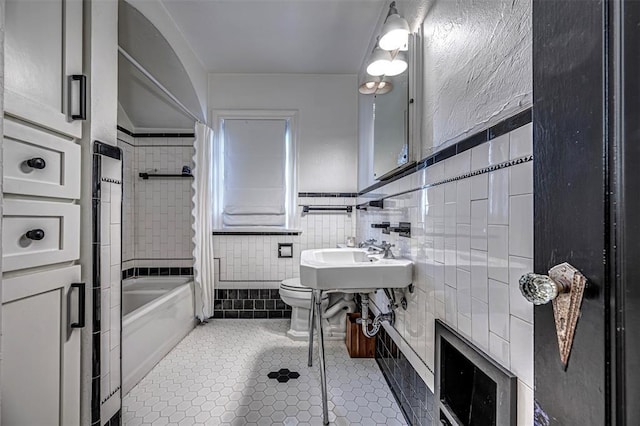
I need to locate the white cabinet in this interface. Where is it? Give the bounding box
[3,120,81,199]
[5,0,84,139]
[1,266,82,426]
[2,199,80,272]
[2,1,86,424]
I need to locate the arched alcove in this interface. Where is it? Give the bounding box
[118,1,205,131]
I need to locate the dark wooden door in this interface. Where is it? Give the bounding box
[619,1,640,424]
[533,0,637,424]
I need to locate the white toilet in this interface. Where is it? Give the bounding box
[279,278,356,341]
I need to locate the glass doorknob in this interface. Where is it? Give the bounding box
[519,273,567,305]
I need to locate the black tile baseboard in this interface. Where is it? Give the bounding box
[376,326,434,426]
[212,288,292,319]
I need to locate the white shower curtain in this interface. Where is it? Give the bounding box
[192,122,216,321]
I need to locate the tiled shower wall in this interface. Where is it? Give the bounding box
[213,197,357,289]
[93,143,123,424]
[357,122,534,426]
[118,130,195,271]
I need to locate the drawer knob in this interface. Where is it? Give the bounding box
[26,157,46,169]
[25,229,45,241]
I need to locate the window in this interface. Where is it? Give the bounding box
[212,110,297,230]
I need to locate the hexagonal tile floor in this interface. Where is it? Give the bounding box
[123,319,407,425]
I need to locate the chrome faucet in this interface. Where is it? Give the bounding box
[369,241,395,259]
[358,238,377,248]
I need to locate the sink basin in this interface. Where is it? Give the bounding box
[300,248,413,292]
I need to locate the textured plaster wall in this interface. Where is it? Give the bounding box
[422,0,532,153]
[357,0,532,190]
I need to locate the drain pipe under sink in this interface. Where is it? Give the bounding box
[358,293,394,338]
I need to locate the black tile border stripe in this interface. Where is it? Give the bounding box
[360,155,533,205]
[426,155,533,188]
[212,231,301,236]
[94,140,122,160]
[121,267,194,280]
[117,125,195,138]
[101,177,122,185]
[358,108,532,196]
[298,192,359,198]
[101,387,121,405]
[116,126,134,136]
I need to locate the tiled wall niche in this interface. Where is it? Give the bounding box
[358,118,534,426]
[118,130,195,272]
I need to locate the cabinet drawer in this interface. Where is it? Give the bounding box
[2,199,80,272]
[3,120,80,199]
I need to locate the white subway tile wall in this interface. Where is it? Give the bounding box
[118,135,195,269]
[99,177,122,407]
[213,198,357,288]
[357,122,534,425]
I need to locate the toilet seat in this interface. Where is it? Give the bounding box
[280,278,312,293]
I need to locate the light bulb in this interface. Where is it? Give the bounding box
[379,14,410,51]
[366,48,392,76]
[385,58,407,76]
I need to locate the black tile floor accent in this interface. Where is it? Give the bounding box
[267,369,301,383]
[376,326,434,426]
[212,288,292,319]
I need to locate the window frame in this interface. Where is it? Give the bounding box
[211,109,299,232]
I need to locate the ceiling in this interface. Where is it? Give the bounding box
[160,0,387,74]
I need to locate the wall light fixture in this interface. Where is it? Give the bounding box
[379,1,409,51]
[358,78,393,95]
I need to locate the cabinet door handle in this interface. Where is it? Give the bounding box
[70,283,85,329]
[25,229,45,240]
[26,157,46,169]
[70,75,87,120]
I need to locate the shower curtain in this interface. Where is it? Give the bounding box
[192,122,216,321]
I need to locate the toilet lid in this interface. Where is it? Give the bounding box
[280,278,312,292]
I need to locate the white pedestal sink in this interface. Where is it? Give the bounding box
[300,248,413,425]
[300,248,413,292]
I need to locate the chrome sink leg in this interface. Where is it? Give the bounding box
[308,290,316,367]
[315,289,329,425]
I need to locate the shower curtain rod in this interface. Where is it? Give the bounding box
[118,46,202,124]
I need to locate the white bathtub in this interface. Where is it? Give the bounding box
[122,276,197,395]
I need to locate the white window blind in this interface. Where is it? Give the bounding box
[222,119,287,226]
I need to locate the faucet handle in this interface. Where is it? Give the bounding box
[380,242,395,259]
